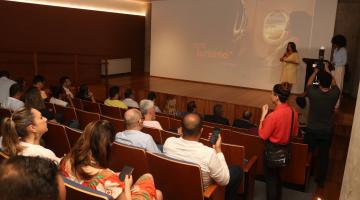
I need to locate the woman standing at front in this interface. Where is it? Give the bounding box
[280,42,300,91]
[258,84,298,200]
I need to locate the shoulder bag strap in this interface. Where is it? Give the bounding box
[288,108,294,144]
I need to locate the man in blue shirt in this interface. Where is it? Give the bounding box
[115,109,161,153]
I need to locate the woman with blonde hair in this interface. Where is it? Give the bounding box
[60,120,162,200]
[1,107,60,164]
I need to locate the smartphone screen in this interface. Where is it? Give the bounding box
[210,127,221,145]
[119,165,134,181]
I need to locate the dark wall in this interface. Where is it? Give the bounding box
[0,1,145,85]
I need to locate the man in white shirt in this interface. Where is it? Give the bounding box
[163,113,242,200]
[123,89,139,108]
[115,109,161,153]
[3,83,24,112]
[140,99,163,130]
[0,71,16,107]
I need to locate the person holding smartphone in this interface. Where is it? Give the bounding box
[60,120,163,200]
[163,113,242,200]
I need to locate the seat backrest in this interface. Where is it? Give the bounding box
[280,142,309,185]
[82,100,100,113]
[99,104,122,119]
[63,177,113,200]
[65,126,83,147]
[53,104,77,125]
[146,152,204,200]
[142,127,162,144]
[156,115,170,130]
[43,122,71,157]
[224,131,264,175]
[109,142,149,180]
[100,115,125,133]
[72,98,83,110]
[75,109,100,130]
[201,125,213,139]
[168,117,181,131]
[160,130,180,144]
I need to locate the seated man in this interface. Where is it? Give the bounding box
[60,76,74,99]
[123,88,139,108]
[3,83,24,112]
[32,75,48,100]
[104,86,128,110]
[163,113,242,200]
[204,104,230,126]
[0,156,66,200]
[140,99,163,130]
[115,109,161,153]
[232,111,257,129]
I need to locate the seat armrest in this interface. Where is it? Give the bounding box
[243,156,258,173]
[204,184,218,198]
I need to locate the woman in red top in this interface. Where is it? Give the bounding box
[258,84,298,200]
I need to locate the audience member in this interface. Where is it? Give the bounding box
[49,86,69,107]
[115,109,161,153]
[15,77,27,90]
[204,104,230,126]
[75,84,96,103]
[258,84,298,200]
[0,156,66,200]
[3,83,24,112]
[163,97,177,116]
[123,88,139,108]
[147,92,161,113]
[32,75,48,100]
[163,113,242,200]
[24,87,60,123]
[60,76,74,99]
[1,107,61,163]
[104,86,128,110]
[0,70,16,107]
[60,120,162,200]
[232,111,256,129]
[140,99,163,130]
[304,62,340,187]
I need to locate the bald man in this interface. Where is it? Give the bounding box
[115,109,161,153]
[163,113,242,200]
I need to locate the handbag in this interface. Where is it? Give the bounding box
[264,108,294,168]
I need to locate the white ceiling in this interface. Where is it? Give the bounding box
[6,0,149,16]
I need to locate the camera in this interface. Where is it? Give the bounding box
[313,46,325,70]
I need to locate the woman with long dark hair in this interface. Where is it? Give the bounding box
[280,42,300,91]
[60,120,162,200]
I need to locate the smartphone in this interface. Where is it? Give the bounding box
[119,165,134,181]
[210,127,221,145]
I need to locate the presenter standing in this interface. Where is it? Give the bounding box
[280,42,300,91]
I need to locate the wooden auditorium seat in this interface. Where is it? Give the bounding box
[156,115,170,130]
[142,127,162,144]
[168,117,181,131]
[160,130,180,144]
[75,109,100,130]
[109,142,149,180]
[63,177,113,200]
[72,98,83,110]
[53,104,77,125]
[42,122,71,157]
[65,126,83,147]
[199,138,258,200]
[100,115,125,133]
[99,104,123,119]
[146,152,225,200]
[82,100,100,113]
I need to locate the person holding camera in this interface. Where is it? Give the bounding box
[258,84,299,200]
[304,61,340,187]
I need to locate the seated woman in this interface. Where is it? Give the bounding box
[104,86,128,110]
[1,107,61,164]
[76,84,96,103]
[60,120,163,200]
[24,87,62,123]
